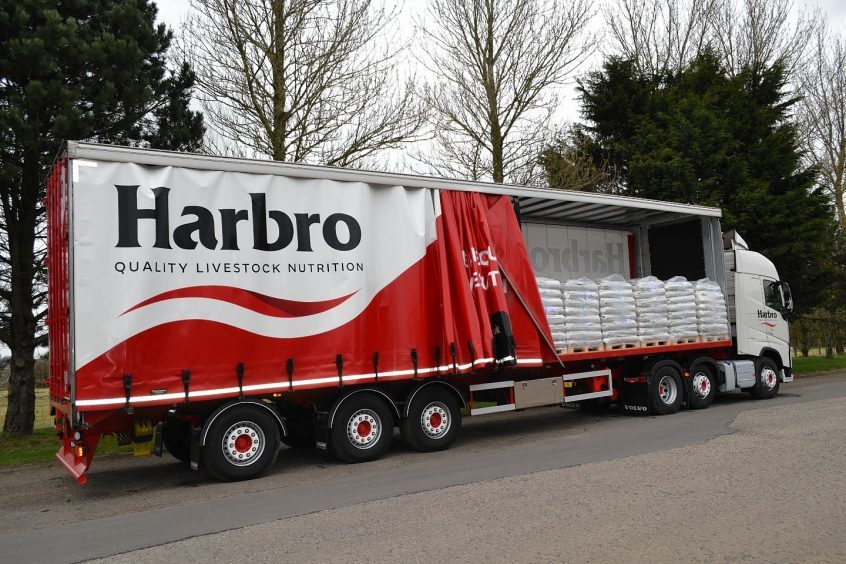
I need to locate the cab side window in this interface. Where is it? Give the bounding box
[763,280,782,312]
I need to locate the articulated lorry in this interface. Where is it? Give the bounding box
[47,143,794,483]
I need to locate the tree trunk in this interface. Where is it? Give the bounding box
[2,154,39,436]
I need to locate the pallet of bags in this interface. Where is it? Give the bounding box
[633,276,670,347]
[536,276,567,351]
[694,278,730,341]
[598,274,639,350]
[665,276,699,344]
[561,277,603,354]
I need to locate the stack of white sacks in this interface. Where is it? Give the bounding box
[633,276,670,344]
[537,274,728,352]
[536,277,567,350]
[561,278,603,351]
[694,278,730,339]
[665,276,699,342]
[598,275,639,348]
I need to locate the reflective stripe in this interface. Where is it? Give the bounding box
[74,357,514,407]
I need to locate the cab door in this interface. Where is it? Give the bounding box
[761,278,789,345]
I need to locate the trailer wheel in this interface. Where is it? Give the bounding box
[202,405,280,481]
[329,394,393,463]
[687,365,716,410]
[401,387,462,452]
[751,357,781,399]
[162,417,191,463]
[649,366,683,415]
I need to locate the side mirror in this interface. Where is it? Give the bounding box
[779,281,794,318]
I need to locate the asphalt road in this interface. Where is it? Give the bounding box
[1,374,845,563]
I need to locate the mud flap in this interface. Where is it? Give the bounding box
[618,379,650,415]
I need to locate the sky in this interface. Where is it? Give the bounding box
[155,0,846,131]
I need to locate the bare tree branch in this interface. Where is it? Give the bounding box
[180,0,427,166]
[799,24,846,229]
[419,0,594,184]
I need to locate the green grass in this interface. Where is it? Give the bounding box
[1,385,132,467]
[0,428,132,467]
[792,354,846,375]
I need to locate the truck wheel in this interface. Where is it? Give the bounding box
[401,387,462,452]
[202,405,280,481]
[162,417,191,463]
[329,394,393,463]
[649,366,683,415]
[751,357,781,399]
[687,365,716,410]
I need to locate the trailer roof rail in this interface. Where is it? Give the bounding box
[66,141,721,228]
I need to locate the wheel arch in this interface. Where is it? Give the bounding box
[686,356,719,391]
[402,381,467,418]
[328,388,401,429]
[646,358,684,377]
[759,347,784,369]
[200,399,287,446]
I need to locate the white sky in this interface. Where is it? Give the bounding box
[155,0,846,132]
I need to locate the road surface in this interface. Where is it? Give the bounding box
[1,374,845,562]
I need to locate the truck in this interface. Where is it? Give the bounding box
[46,142,794,484]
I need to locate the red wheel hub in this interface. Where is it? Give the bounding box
[234,434,252,453]
[700,380,708,392]
[429,412,443,428]
[357,420,372,437]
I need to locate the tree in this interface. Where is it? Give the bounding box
[419,0,593,183]
[538,127,619,192]
[604,0,818,80]
[180,0,425,165]
[0,0,204,435]
[573,52,836,310]
[799,25,846,230]
[709,0,817,78]
[604,0,716,78]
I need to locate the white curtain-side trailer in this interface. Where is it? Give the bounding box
[46,143,794,483]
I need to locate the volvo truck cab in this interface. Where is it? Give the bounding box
[725,232,794,383]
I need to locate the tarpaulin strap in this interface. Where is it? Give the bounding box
[237,363,244,398]
[336,355,344,387]
[450,342,457,374]
[286,359,294,391]
[434,347,441,375]
[467,341,475,374]
[181,369,190,404]
[373,352,379,383]
[411,349,418,380]
[123,374,133,414]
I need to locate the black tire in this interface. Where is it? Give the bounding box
[687,364,716,410]
[201,405,281,482]
[750,357,781,399]
[329,393,394,463]
[401,387,462,452]
[649,365,684,415]
[162,417,191,463]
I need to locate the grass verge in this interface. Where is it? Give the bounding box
[792,354,846,376]
[1,387,133,468]
[0,428,133,468]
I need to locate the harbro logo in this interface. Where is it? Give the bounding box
[115,185,362,252]
[530,240,625,276]
[757,310,778,320]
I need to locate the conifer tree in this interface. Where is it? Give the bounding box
[0,0,204,435]
[552,52,835,309]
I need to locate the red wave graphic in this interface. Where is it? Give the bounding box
[761,322,777,328]
[123,286,356,318]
